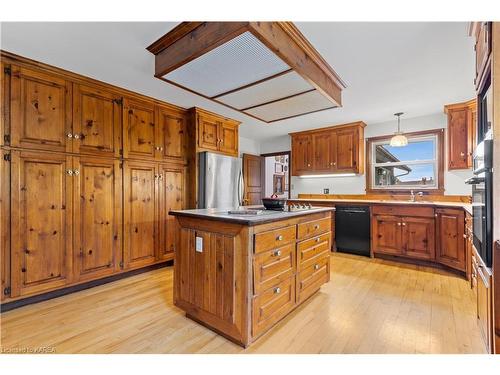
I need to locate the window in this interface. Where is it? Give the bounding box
[366,129,444,193]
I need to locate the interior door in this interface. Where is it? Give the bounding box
[156,105,187,163]
[243,153,264,205]
[10,65,72,153]
[219,122,238,156]
[73,156,122,281]
[372,215,402,255]
[123,98,156,160]
[73,84,122,157]
[10,150,73,297]
[159,165,185,260]
[123,161,158,269]
[402,217,435,260]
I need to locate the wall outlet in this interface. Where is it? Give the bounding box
[323,188,330,194]
[195,236,203,253]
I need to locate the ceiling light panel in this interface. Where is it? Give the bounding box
[216,71,314,110]
[244,90,336,122]
[164,31,290,97]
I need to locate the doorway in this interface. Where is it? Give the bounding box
[261,151,291,199]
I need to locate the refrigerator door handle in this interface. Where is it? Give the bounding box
[238,170,244,207]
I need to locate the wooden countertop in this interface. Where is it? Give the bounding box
[288,198,473,215]
[169,207,335,226]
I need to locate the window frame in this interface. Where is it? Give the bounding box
[365,129,445,194]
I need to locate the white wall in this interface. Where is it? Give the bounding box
[258,113,473,197]
[239,136,260,156]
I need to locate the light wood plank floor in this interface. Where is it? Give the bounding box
[0,253,486,354]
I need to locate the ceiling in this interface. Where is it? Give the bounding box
[0,22,475,140]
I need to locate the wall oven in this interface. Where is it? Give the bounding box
[466,131,493,267]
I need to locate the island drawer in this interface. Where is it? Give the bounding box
[297,217,331,240]
[297,232,331,266]
[254,225,296,254]
[252,276,296,338]
[253,243,296,295]
[297,255,330,303]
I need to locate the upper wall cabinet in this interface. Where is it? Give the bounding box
[156,105,188,163]
[123,98,157,160]
[444,99,476,170]
[469,22,492,90]
[10,65,72,153]
[290,122,365,176]
[73,84,122,157]
[192,107,240,157]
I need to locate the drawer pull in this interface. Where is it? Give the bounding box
[314,224,320,230]
[276,235,283,241]
[314,264,320,270]
[273,249,281,257]
[315,237,321,243]
[273,287,281,294]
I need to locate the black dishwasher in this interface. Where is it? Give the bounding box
[335,205,371,257]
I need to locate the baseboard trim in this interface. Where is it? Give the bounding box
[0,260,173,313]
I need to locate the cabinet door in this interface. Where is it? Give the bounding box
[219,122,239,156]
[402,217,435,260]
[477,264,492,353]
[372,215,402,255]
[312,131,334,172]
[10,66,72,153]
[159,165,185,260]
[197,114,220,152]
[291,134,312,175]
[73,84,121,157]
[73,157,122,281]
[336,128,358,172]
[436,208,466,271]
[123,161,158,269]
[447,108,469,170]
[1,150,10,300]
[123,98,156,160]
[156,105,187,163]
[10,151,73,297]
[475,22,491,88]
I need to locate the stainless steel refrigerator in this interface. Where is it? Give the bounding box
[198,152,243,209]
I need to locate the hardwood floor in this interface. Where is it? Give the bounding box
[0,253,485,354]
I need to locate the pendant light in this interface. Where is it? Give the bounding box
[390,112,408,147]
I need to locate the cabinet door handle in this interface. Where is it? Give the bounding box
[276,235,283,241]
[402,223,406,226]
[67,132,73,138]
[397,222,401,226]
[315,237,321,243]
[273,249,281,257]
[307,163,311,167]
[460,152,465,157]
[158,174,163,180]
[73,133,80,140]
[314,224,320,230]
[314,264,320,270]
[73,169,80,176]
[273,287,281,294]
[66,169,73,176]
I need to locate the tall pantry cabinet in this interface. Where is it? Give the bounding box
[0,52,189,303]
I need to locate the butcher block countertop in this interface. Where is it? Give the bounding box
[289,197,473,215]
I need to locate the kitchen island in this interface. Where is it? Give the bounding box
[169,207,334,347]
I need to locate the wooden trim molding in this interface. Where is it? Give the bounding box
[365,129,445,195]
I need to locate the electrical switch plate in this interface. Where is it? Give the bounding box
[196,236,203,252]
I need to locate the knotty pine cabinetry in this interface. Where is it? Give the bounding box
[290,122,365,176]
[0,52,196,303]
[470,22,492,90]
[444,99,476,170]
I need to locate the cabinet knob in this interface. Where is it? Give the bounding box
[307,163,311,167]
[460,152,465,157]
[402,223,406,226]
[397,222,401,226]
[273,249,281,257]
[67,132,73,138]
[314,224,320,230]
[273,287,281,294]
[330,162,334,166]
[314,264,320,270]
[316,237,321,243]
[73,133,80,140]
[73,169,79,176]
[66,169,73,176]
[158,174,163,180]
[276,235,283,241]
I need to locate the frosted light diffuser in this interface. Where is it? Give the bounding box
[390,133,409,147]
[299,174,356,178]
[164,32,290,97]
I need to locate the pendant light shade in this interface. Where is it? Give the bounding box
[390,112,408,147]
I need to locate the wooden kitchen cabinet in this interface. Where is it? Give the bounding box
[10,65,72,153]
[158,164,186,260]
[470,22,492,89]
[73,83,122,157]
[292,134,313,174]
[123,98,157,160]
[10,151,73,297]
[477,261,493,353]
[73,156,122,281]
[371,215,403,256]
[1,150,10,300]
[402,216,435,260]
[123,160,158,269]
[156,105,188,163]
[290,122,365,176]
[435,208,466,272]
[193,107,240,156]
[444,100,476,170]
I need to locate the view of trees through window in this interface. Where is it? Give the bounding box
[372,135,438,189]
